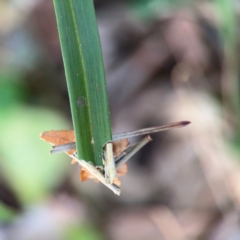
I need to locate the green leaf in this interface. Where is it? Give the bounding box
[53,0,112,166]
[0,73,27,111]
[65,225,103,240]
[129,0,192,19]
[0,203,16,222]
[0,105,70,205]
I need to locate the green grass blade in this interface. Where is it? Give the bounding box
[53,0,112,166]
[214,0,240,129]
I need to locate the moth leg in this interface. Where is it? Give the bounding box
[115,136,152,169]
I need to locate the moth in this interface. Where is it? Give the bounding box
[41,121,190,195]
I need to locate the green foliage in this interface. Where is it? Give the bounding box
[0,203,16,222]
[0,105,70,205]
[65,225,103,240]
[129,0,192,19]
[0,74,27,111]
[53,0,112,166]
[214,0,240,135]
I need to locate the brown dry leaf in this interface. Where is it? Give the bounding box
[112,138,129,157]
[40,130,76,154]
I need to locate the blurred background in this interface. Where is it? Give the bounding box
[1,0,240,239]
